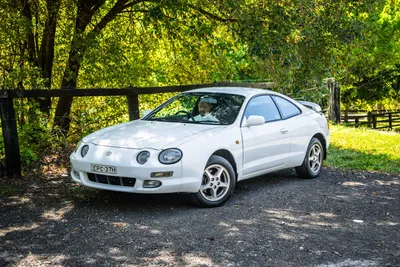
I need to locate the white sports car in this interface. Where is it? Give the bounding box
[70,87,330,207]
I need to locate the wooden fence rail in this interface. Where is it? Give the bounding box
[342,110,400,130]
[0,82,273,178]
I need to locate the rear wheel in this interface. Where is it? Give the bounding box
[295,137,324,179]
[191,155,236,208]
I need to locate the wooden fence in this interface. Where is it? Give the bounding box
[0,82,273,178]
[342,110,400,130]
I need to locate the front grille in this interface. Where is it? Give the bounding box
[87,173,136,187]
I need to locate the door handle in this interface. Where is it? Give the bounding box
[280,128,289,134]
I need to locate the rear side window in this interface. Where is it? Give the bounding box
[244,95,281,122]
[273,96,301,119]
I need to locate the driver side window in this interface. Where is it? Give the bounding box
[244,95,281,122]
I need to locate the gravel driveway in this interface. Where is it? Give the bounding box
[1,168,399,267]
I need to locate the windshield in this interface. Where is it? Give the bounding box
[144,92,246,125]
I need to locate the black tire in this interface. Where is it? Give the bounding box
[295,137,324,179]
[191,155,236,208]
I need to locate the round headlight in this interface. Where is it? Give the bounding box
[159,148,182,164]
[81,145,89,157]
[137,151,150,164]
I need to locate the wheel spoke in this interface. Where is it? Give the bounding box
[212,188,218,198]
[214,167,223,179]
[311,161,316,171]
[315,161,320,169]
[219,181,229,188]
[201,183,212,191]
[205,169,213,179]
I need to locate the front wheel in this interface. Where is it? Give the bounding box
[295,137,324,179]
[191,155,236,208]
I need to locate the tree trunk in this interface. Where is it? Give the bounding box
[53,0,131,134]
[53,12,94,133]
[39,0,61,114]
[327,78,341,124]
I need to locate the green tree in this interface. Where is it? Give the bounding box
[339,0,400,109]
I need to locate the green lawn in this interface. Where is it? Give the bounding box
[325,125,400,174]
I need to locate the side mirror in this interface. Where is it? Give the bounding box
[246,115,265,127]
[141,109,152,118]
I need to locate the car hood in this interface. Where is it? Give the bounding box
[83,120,225,149]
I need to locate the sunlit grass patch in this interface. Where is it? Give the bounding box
[326,125,400,174]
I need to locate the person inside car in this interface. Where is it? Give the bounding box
[194,96,219,122]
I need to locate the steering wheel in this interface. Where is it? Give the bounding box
[175,110,195,121]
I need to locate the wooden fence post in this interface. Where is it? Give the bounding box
[372,114,377,129]
[355,117,359,128]
[127,93,139,120]
[0,91,21,178]
[327,78,341,124]
[389,113,392,129]
[367,112,372,127]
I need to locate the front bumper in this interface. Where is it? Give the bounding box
[70,145,200,193]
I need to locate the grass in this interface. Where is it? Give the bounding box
[325,125,400,174]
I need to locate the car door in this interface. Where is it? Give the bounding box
[271,95,308,167]
[240,95,291,179]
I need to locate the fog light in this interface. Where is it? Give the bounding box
[150,171,173,178]
[143,180,162,188]
[73,170,80,179]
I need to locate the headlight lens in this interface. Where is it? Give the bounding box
[75,140,82,152]
[159,148,182,164]
[81,145,89,157]
[137,151,150,164]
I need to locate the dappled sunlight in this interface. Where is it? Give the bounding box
[235,219,255,225]
[342,181,367,186]
[277,233,297,240]
[183,253,218,267]
[375,221,398,226]
[16,254,67,267]
[263,209,340,230]
[0,223,41,238]
[106,247,131,262]
[1,167,399,266]
[315,259,380,267]
[141,250,176,266]
[218,221,240,237]
[41,203,74,221]
[374,179,400,185]
[1,196,31,207]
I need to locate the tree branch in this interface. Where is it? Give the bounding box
[91,0,149,35]
[187,4,237,23]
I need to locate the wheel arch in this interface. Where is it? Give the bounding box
[211,149,238,180]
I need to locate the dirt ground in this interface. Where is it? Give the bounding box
[1,168,399,267]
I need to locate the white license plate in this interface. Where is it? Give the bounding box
[91,164,117,174]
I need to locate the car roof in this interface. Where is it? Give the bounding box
[185,87,278,98]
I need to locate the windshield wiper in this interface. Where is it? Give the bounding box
[195,121,221,124]
[147,117,168,121]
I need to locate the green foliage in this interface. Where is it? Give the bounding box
[1,0,400,168]
[339,0,400,108]
[326,125,400,174]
